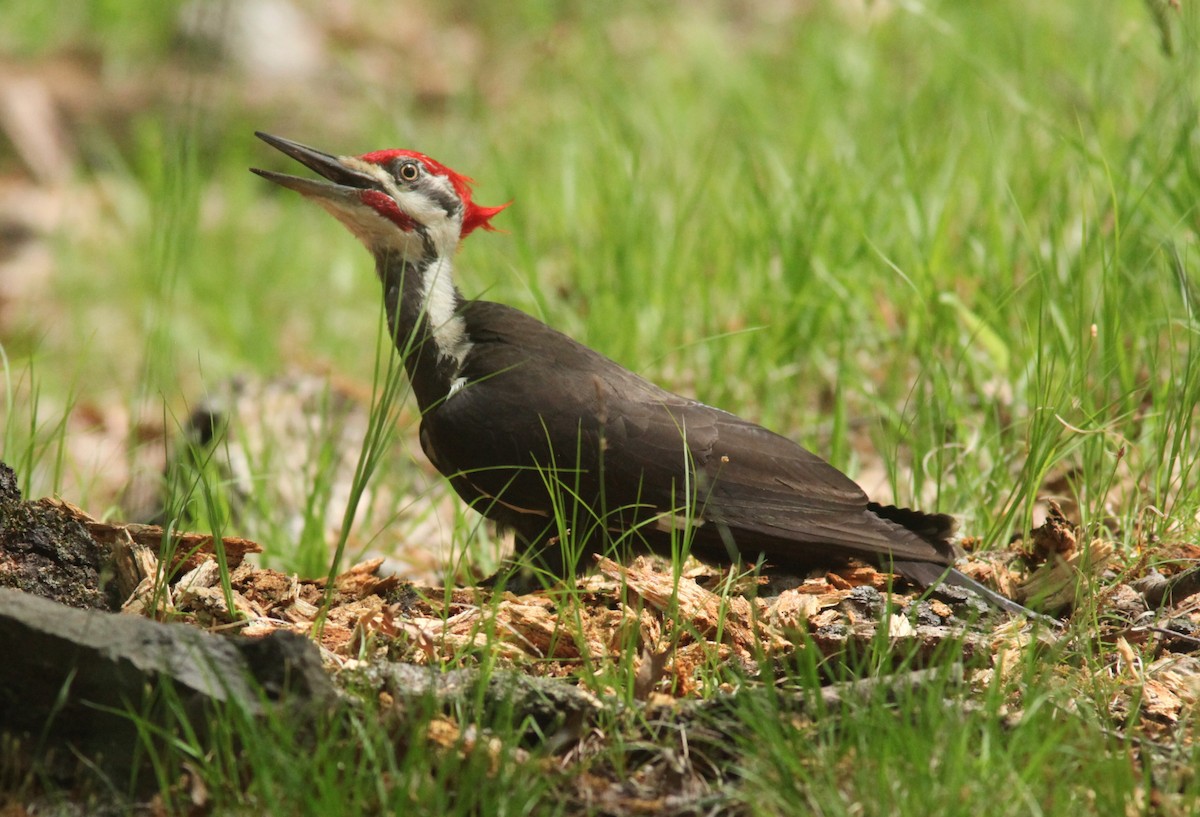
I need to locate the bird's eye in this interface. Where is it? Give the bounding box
[398,161,420,182]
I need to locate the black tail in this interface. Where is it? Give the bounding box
[868,502,958,556]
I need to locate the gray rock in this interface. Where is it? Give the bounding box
[348,661,605,751]
[0,587,332,783]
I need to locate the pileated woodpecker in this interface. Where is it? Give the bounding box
[252,132,1034,616]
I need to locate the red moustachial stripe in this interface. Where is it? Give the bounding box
[360,189,417,232]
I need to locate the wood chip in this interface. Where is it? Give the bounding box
[1019,539,1114,609]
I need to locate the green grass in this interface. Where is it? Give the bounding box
[3,0,1200,813]
[73,675,562,816]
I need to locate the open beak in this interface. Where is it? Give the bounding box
[250,132,377,200]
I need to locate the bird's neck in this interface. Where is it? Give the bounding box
[375,249,472,409]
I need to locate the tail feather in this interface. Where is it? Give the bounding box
[867,502,958,557]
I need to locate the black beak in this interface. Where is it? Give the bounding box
[250,132,378,198]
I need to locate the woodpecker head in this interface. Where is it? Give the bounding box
[251,132,508,261]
